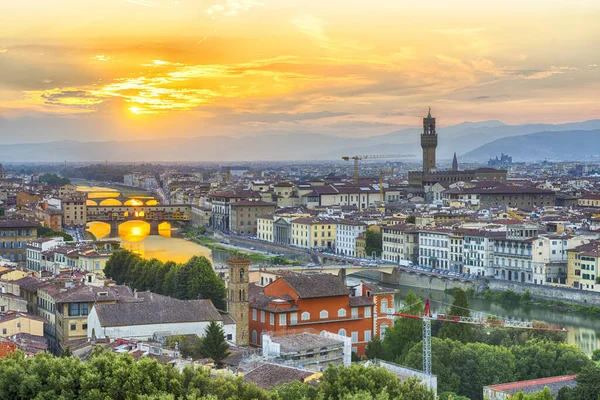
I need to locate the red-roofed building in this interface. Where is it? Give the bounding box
[249,273,375,355]
[483,375,577,399]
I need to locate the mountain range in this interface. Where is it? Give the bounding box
[0,119,598,162]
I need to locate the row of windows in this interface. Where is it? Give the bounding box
[251,307,371,324]
[0,230,34,237]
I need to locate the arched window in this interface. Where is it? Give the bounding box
[240,268,245,281]
[252,330,257,345]
[380,323,389,339]
[319,310,328,319]
[338,328,347,337]
[301,311,310,321]
[380,299,388,314]
[337,308,347,318]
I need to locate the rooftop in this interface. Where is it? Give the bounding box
[271,332,344,353]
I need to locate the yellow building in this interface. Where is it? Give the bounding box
[0,312,44,337]
[567,241,600,292]
[356,232,367,259]
[38,283,126,353]
[62,196,87,227]
[291,217,337,250]
[578,194,600,207]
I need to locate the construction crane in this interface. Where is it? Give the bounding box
[342,154,415,184]
[392,299,567,383]
[379,169,394,202]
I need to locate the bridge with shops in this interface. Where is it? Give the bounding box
[86,205,192,236]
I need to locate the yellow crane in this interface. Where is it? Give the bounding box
[379,169,394,202]
[342,154,415,184]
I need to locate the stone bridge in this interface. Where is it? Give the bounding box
[86,204,192,236]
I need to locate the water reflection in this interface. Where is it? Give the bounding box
[347,277,600,355]
[86,221,212,264]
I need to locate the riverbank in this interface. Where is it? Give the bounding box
[188,234,300,266]
[448,287,600,319]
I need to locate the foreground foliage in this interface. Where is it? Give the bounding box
[104,250,226,309]
[274,364,434,400]
[0,350,434,400]
[368,290,590,400]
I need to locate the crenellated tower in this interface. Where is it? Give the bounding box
[421,107,438,173]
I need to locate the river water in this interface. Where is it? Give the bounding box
[347,277,600,355]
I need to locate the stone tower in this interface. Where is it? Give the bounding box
[421,107,438,173]
[227,257,250,346]
[0,164,4,179]
[452,152,458,171]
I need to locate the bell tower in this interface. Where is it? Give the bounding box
[421,107,438,173]
[227,257,250,346]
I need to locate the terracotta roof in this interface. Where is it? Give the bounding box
[13,276,44,293]
[94,298,222,327]
[486,375,577,396]
[0,342,17,358]
[0,219,39,228]
[243,363,314,389]
[231,200,276,207]
[281,273,349,299]
[349,296,374,307]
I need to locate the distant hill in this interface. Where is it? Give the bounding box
[1,119,599,162]
[462,130,600,161]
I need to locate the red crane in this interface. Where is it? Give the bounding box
[392,299,568,379]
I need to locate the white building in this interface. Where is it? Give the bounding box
[87,295,237,344]
[26,237,64,272]
[381,224,419,265]
[335,220,366,257]
[418,228,451,269]
[463,230,504,277]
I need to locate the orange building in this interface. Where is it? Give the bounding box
[249,273,375,355]
[352,281,395,340]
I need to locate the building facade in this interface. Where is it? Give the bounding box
[0,219,39,262]
[249,273,374,355]
[335,220,367,257]
[381,224,419,265]
[230,200,276,235]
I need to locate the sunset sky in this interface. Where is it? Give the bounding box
[1,0,599,143]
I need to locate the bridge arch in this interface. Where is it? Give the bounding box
[119,220,150,242]
[124,198,144,206]
[86,221,111,240]
[146,199,159,206]
[158,222,172,238]
[86,199,98,206]
[99,198,122,206]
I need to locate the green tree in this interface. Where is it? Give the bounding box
[556,364,600,400]
[512,387,555,400]
[405,216,416,224]
[591,348,600,362]
[273,380,319,400]
[512,340,592,381]
[366,230,383,257]
[38,173,71,185]
[317,364,434,400]
[198,320,230,367]
[382,291,424,363]
[438,289,475,343]
[365,337,386,360]
[405,338,463,395]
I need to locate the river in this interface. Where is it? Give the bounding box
[347,276,600,355]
